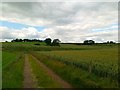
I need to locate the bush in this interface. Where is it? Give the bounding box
[34,43,40,45]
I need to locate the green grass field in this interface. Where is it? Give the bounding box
[2,42,119,88]
[2,51,24,88]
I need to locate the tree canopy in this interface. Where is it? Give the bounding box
[52,39,61,46]
[44,38,52,46]
[83,40,95,45]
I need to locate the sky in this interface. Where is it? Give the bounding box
[0,2,118,43]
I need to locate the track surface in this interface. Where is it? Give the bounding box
[23,54,72,88]
[23,54,38,88]
[30,54,72,88]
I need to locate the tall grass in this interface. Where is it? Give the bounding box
[31,52,118,88]
[2,53,24,88]
[35,47,118,81]
[2,51,19,69]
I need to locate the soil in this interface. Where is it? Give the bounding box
[23,54,38,88]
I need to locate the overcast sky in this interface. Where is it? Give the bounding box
[0,2,118,43]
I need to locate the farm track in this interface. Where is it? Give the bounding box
[30,54,73,88]
[23,54,38,88]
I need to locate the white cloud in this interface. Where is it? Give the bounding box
[0,24,118,43]
[1,26,41,39]
[1,2,118,43]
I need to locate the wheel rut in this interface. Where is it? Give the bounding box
[23,54,38,88]
[30,54,73,88]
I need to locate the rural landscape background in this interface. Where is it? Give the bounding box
[0,1,119,88]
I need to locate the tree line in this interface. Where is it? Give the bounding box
[11,38,61,46]
[11,39,43,42]
[11,38,115,46]
[83,40,115,45]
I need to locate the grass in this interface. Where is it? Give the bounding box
[28,54,62,88]
[2,52,24,88]
[2,42,118,52]
[2,42,119,88]
[31,50,118,88]
[2,51,19,69]
[34,47,118,80]
[37,47,118,64]
[0,51,2,89]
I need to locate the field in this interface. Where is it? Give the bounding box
[1,42,119,88]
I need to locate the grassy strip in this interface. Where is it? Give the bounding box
[2,53,24,88]
[28,55,62,88]
[31,52,118,88]
[2,51,18,69]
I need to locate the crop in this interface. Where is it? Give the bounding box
[34,47,118,81]
[31,51,118,88]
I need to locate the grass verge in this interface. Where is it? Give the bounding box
[2,53,24,88]
[28,55,62,88]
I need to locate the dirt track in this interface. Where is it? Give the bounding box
[23,54,38,88]
[30,54,73,88]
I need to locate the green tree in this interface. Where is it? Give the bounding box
[44,38,52,46]
[52,39,60,46]
[83,40,95,45]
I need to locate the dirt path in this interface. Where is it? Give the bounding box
[31,54,73,88]
[23,54,38,88]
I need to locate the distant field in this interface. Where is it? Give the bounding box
[2,42,119,88]
[2,42,118,51]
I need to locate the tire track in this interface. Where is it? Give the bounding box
[23,54,38,88]
[30,54,73,88]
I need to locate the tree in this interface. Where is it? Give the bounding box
[19,39,23,42]
[44,38,52,46]
[52,39,60,46]
[83,40,95,45]
[110,41,115,44]
[107,41,110,44]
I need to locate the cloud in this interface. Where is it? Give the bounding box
[1,23,118,43]
[1,26,41,39]
[1,2,118,42]
[1,2,117,26]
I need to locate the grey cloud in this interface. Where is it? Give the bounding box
[1,2,118,42]
[2,2,117,26]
